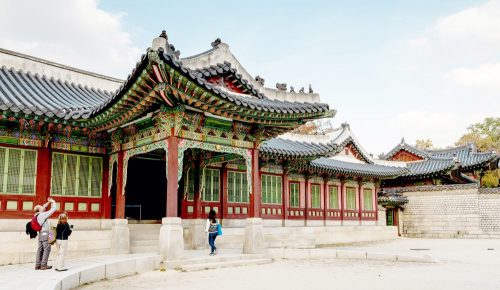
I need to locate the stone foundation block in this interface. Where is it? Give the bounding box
[243,218,266,254]
[159,217,184,260]
[110,219,130,255]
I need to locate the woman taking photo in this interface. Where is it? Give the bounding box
[205,210,219,256]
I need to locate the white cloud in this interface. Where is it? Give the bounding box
[385,110,484,150]
[0,0,141,78]
[445,62,500,90]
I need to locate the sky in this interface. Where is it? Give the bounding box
[0,0,499,156]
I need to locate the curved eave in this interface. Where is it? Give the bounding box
[300,158,409,179]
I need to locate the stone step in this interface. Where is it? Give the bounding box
[130,233,160,241]
[176,258,273,272]
[166,253,269,268]
[131,245,159,254]
[130,239,159,247]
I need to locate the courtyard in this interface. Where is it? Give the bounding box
[78,239,500,290]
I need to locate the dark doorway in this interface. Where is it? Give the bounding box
[125,150,167,222]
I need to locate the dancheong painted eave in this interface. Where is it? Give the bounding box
[0,44,334,133]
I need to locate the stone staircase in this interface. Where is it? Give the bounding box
[165,253,273,272]
[129,224,161,254]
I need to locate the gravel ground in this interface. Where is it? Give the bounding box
[79,239,500,290]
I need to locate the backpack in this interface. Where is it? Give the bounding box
[31,215,42,231]
[25,221,38,239]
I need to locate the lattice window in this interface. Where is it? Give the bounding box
[50,153,102,197]
[202,168,220,202]
[329,186,339,209]
[363,188,373,210]
[0,147,37,195]
[346,187,357,210]
[289,182,300,208]
[261,174,282,204]
[228,171,248,203]
[185,168,195,201]
[311,184,321,208]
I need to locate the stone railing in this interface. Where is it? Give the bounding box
[478,188,500,194]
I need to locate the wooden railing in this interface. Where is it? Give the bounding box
[261,204,283,219]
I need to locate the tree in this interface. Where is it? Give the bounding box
[292,119,335,135]
[456,117,500,188]
[415,139,434,150]
[456,117,500,152]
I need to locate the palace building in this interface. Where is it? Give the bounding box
[0,31,498,263]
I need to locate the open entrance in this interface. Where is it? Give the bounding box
[125,149,167,223]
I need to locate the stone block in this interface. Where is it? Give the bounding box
[310,249,336,259]
[366,252,397,262]
[110,219,130,255]
[283,249,310,259]
[38,279,62,290]
[105,259,136,280]
[79,264,105,285]
[135,256,156,273]
[159,217,184,260]
[61,272,80,290]
[243,218,266,254]
[336,250,367,260]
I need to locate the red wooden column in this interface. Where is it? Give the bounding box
[102,157,111,219]
[193,153,202,219]
[339,177,345,222]
[36,147,51,205]
[282,170,289,222]
[115,151,125,219]
[166,135,179,217]
[323,176,329,223]
[358,179,363,222]
[304,175,310,222]
[221,164,228,219]
[249,148,261,218]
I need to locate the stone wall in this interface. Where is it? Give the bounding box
[0,219,113,266]
[399,184,500,238]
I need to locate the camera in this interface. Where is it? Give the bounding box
[70,225,74,229]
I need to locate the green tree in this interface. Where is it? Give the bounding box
[456,117,499,188]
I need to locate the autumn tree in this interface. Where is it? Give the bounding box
[456,117,499,188]
[415,139,434,150]
[292,119,335,135]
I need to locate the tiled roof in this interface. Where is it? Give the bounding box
[378,190,409,207]
[0,66,113,119]
[403,158,456,178]
[0,48,332,126]
[380,139,429,160]
[426,145,497,170]
[309,157,409,178]
[259,138,337,158]
[191,62,265,99]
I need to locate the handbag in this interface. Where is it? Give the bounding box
[48,227,57,245]
[217,223,223,236]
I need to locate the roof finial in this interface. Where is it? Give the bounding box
[211,38,222,48]
[160,30,168,39]
[401,137,405,144]
[309,84,314,93]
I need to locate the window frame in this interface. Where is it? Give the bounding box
[289,182,300,208]
[202,168,220,202]
[345,186,357,210]
[310,183,321,209]
[363,188,374,211]
[328,185,339,209]
[50,152,103,198]
[227,170,249,203]
[261,174,282,205]
[0,146,38,196]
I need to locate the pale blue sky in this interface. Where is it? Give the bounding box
[0,0,498,154]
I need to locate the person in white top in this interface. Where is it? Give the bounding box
[33,197,56,270]
[204,209,219,256]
